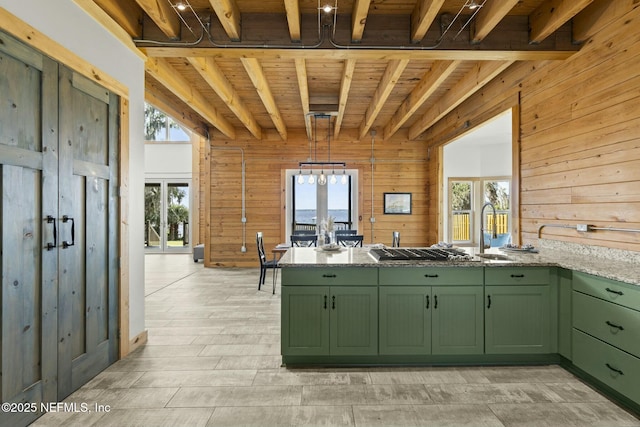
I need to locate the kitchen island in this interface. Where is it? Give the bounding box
[278,244,640,414]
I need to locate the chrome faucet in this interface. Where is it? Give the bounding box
[480,202,498,254]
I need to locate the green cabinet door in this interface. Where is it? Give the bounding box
[330,286,378,355]
[379,286,431,355]
[485,285,551,354]
[281,286,330,356]
[432,286,484,355]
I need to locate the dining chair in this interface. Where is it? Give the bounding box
[392,231,400,247]
[335,229,357,237]
[256,232,279,294]
[293,229,316,235]
[337,234,363,247]
[291,234,318,247]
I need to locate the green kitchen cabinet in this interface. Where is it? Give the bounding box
[432,286,484,355]
[485,285,551,354]
[281,284,378,356]
[379,286,431,355]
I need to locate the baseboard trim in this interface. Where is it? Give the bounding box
[128,330,148,354]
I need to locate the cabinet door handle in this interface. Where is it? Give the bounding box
[45,215,57,251]
[61,215,75,248]
[510,274,525,278]
[424,274,439,278]
[605,287,624,296]
[487,295,491,309]
[332,295,336,310]
[322,274,337,278]
[425,295,429,309]
[605,321,624,331]
[434,295,438,309]
[605,363,624,376]
[324,295,327,309]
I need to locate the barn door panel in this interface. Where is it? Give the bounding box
[0,33,58,426]
[57,68,119,399]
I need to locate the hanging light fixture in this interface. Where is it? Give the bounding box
[341,169,348,185]
[299,114,347,185]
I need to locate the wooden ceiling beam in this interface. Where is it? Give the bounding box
[529,0,596,43]
[134,0,181,39]
[572,0,633,43]
[410,0,446,43]
[294,58,312,140]
[334,59,357,139]
[146,58,235,138]
[208,0,242,41]
[351,0,372,42]
[93,0,143,38]
[383,60,460,141]
[408,60,514,140]
[187,57,262,140]
[284,0,301,42]
[471,0,520,43]
[358,59,409,140]
[240,58,288,140]
[145,80,207,137]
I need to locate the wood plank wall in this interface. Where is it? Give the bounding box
[203,129,428,267]
[425,2,640,252]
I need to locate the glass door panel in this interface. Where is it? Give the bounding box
[167,182,190,251]
[145,183,161,249]
[145,180,191,252]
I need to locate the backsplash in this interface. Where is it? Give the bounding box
[537,239,640,264]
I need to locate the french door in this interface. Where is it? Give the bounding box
[145,180,191,253]
[0,31,119,426]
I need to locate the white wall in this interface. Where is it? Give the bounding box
[0,1,146,340]
[145,143,193,179]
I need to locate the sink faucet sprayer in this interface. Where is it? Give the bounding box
[480,202,498,254]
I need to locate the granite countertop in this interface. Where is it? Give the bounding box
[277,240,640,286]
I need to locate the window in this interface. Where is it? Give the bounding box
[144,103,191,142]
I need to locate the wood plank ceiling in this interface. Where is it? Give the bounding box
[94,0,598,141]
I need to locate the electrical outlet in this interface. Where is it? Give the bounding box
[576,224,590,232]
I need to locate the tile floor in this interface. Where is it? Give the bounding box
[33,254,640,426]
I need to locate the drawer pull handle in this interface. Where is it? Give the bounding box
[510,274,525,278]
[605,321,624,331]
[322,274,337,278]
[605,288,624,296]
[324,295,327,309]
[425,295,429,309]
[332,295,336,310]
[424,274,439,278]
[487,295,491,309]
[605,363,624,376]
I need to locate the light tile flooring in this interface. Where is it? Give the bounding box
[34,254,640,427]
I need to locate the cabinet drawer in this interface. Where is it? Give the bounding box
[379,267,482,286]
[573,329,640,404]
[573,272,640,311]
[282,267,377,286]
[573,291,640,358]
[484,267,549,286]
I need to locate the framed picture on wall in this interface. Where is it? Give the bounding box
[383,193,412,214]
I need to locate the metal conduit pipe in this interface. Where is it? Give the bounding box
[211,146,247,253]
[537,224,577,238]
[588,226,640,233]
[370,130,376,243]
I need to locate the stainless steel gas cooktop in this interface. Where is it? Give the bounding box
[369,247,469,261]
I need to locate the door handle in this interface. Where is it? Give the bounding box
[62,215,75,248]
[425,295,429,309]
[434,295,438,309]
[332,295,336,310]
[487,295,492,309]
[324,295,327,309]
[45,215,57,251]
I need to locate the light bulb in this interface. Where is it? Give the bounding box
[341,172,348,185]
[330,174,337,185]
[176,2,187,11]
[297,173,305,184]
[318,171,327,186]
[308,173,315,185]
[323,4,332,13]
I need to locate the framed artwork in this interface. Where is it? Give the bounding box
[383,193,412,214]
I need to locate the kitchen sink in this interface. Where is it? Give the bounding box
[475,253,512,261]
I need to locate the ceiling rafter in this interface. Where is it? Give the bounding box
[471,0,520,43]
[383,60,460,141]
[358,59,410,140]
[93,0,143,37]
[145,80,206,137]
[351,0,372,42]
[529,0,596,43]
[408,60,515,140]
[334,59,357,140]
[209,0,242,41]
[187,57,262,139]
[240,58,288,140]
[410,0,446,43]
[134,0,181,39]
[283,0,301,42]
[145,57,236,138]
[294,58,312,140]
